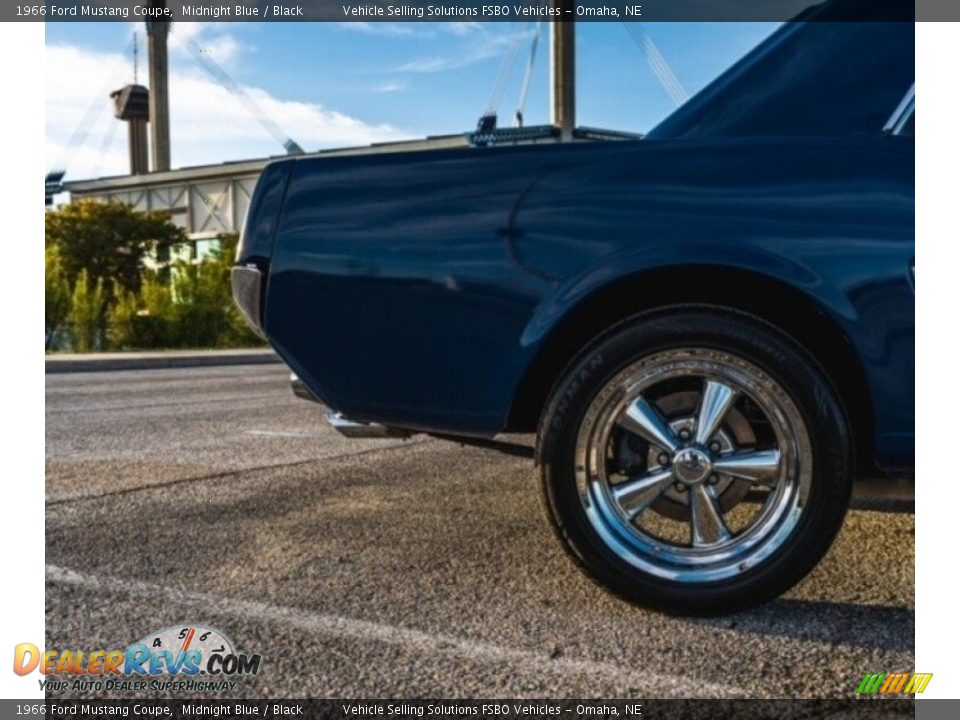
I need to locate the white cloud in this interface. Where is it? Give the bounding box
[395,55,454,73]
[397,25,534,74]
[370,81,408,93]
[167,23,249,68]
[338,22,417,37]
[118,21,248,70]
[46,43,409,181]
[337,22,481,38]
[444,23,483,36]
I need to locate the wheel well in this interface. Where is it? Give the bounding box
[506,266,875,470]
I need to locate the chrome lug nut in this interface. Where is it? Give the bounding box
[708,474,719,485]
[678,428,692,441]
[709,441,722,453]
[674,481,687,493]
[657,453,670,465]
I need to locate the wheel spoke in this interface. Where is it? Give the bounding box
[611,468,675,519]
[713,449,781,486]
[690,485,731,546]
[694,380,738,445]
[618,397,679,453]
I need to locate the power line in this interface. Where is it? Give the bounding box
[169,26,304,155]
[514,22,543,127]
[51,33,137,180]
[622,24,690,108]
[89,114,120,180]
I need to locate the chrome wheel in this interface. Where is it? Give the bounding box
[574,348,812,583]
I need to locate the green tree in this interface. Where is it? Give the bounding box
[169,233,260,348]
[107,273,176,351]
[45,246,72,350]
[105,233,262,350]
[69,270,106,352]
[107,271,180,350]
[106,284,141,351]
[45,199,186,295]
[210,232,239,270]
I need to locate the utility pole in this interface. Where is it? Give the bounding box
[551,1,575,141]
[146,0,171,172]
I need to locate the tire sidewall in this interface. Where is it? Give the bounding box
[537,306,853,615]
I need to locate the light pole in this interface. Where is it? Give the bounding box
[551,1,576,141]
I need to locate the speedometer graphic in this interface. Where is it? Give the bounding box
[134,625,236,672]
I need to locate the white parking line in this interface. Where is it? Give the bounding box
[46,564,749,698]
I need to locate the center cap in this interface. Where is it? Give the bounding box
[672,447,713,484]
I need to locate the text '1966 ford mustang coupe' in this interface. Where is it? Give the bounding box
[233,3,914,614]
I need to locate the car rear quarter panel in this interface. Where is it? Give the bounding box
[264,137,914,466]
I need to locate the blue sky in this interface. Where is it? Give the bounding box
[45,22,777,179]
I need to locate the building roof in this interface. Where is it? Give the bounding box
[63,126,641,194]
[63,132,476,193]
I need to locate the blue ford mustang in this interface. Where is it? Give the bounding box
[233,4,914,613]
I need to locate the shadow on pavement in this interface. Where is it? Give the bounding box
[695,598,913,652]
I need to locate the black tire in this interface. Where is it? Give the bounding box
[536,306,853,615]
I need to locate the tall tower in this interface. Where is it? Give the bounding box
[110,84,150,175]
[146,1,171,172]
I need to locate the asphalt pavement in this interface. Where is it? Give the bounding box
[45,364,914,698]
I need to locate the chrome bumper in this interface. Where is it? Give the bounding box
[231,265,266,338]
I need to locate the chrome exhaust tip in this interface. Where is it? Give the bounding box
[326,411,413,439]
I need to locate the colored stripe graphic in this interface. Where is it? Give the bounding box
[857,672,933,694]
[904,673,933,693]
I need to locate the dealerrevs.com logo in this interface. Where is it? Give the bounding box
[13,625,262,694]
